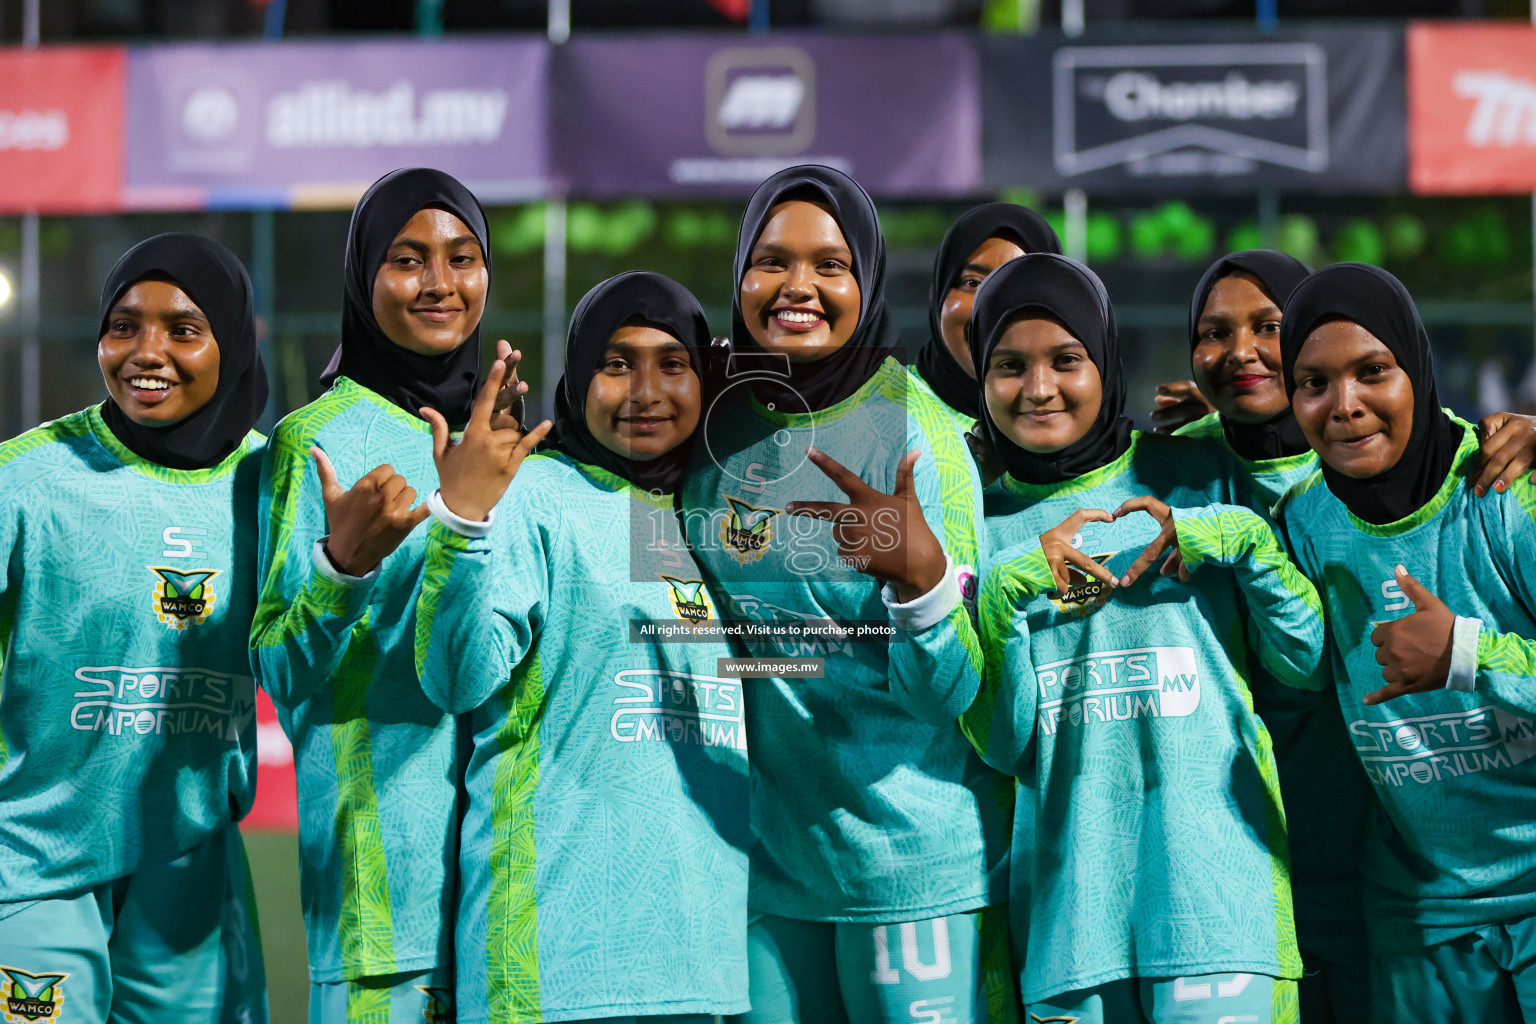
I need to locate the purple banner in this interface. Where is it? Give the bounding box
[551,32,980,197]
[124,38,548,208]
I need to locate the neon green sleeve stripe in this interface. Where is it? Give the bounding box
[488,651,545,1023]
[1176,507,1322,616]
[948,601,985,682]
[962,555,1042,758]
[1478,628,1536,678]
[329,615,398,977]
[414,520,472,678]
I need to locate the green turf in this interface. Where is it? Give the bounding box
[245,829,309,1024]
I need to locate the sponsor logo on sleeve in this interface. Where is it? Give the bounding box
[1,968,66,1024]
[148,566,219,629]
[1036,646,1201,734]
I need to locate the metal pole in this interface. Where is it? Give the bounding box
[1258,187,1279,250]
[19,0,39,429]
[1064,188,1088,263]
[19,214,37,429]
[263,0,287,36]
[251,210,279,425]
[1256,0,1278,33]
[1061,0,1084,38]
[541,199,567,425]
[415,0,443,37]
[548,0,570,44]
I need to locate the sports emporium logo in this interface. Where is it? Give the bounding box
[705,46,816,156]
[1036,645,1202,736]
[149,566,220,629]
[1,967,66,1024]
[1053,43,1328,179]
[661,576,713,623]
[721,497,780,564]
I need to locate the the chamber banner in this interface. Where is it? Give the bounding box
[983,27,1406,196]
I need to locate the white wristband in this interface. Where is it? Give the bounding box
[312,538,380,584]
[882,556,961,633]
[1446,615,1482,693]
[428,489,495,538]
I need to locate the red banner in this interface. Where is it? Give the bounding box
[1409,22,1536,195]
[0,47,125,213]
[246,687,298,832]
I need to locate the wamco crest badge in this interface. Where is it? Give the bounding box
[1,967,67,1024]
[720,497,779,564]
[149,566,220,629]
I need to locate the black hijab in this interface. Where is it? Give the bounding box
[917,203,1061,419]
[971,253,1134,485]
[98,233,268,471]
[1189,249,1312,462]
[730,165,900,412]
[548,272,714,495]
[1280,262,1463,526]
[321,167,490,425]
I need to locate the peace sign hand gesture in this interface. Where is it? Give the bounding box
[1366,565,1456,705]
[421,348,552,524]
[785,446,948,602]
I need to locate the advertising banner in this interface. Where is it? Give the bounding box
[983,28,1406,195]
[552,32,980,197]
[124,38,549,209]
[1408,23,1536,195]
[0,47,126,213]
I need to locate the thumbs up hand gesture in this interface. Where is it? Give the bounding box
[311,447,430,578]
[785,446,947,602]
[1366,565,1456,705]
[421,349,552,524]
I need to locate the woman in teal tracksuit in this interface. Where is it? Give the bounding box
[681,164,1015,1023]
[1277,263,1536,1023]
[952,252,1329,1023]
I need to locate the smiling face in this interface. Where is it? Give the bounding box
[983,316,1103,453]
[585,323,702,462]
[98,279,221,427]
[738,199,862,363]
[1191,271,1288,424]
[371,207,488,356]
[939,235,1027,381]
[1291,319,1415,479]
